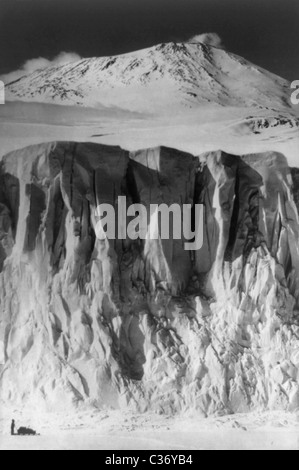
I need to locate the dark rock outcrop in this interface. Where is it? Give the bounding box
[291,168,299,213]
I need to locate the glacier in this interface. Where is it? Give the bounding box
[0,142,299,416]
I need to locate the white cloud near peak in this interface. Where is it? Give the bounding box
[1,52,83,84]
[187,33,224,49]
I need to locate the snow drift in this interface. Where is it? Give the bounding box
[0,142,299,415]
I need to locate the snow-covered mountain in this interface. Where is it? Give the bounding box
[5,41,294,115]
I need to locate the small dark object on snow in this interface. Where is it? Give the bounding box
[17,427,37,436]
[11,420,15,436]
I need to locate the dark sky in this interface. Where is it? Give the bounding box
[0,0,298,80]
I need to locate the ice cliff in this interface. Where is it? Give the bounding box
[0,142,299,415]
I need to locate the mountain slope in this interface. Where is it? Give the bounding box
[5,42,294,115]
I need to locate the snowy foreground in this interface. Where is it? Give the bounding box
[0,409,299,450]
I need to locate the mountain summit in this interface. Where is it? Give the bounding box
[5,42,293,115]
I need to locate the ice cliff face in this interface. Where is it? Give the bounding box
[0,142,299,415]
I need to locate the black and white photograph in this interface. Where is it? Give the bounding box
[0,0,299,451]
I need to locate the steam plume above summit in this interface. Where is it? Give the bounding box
[1,52,83,84]
[187,32,224,49]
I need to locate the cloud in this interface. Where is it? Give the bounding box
[1,52,83,84]
[187,33,224,49]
